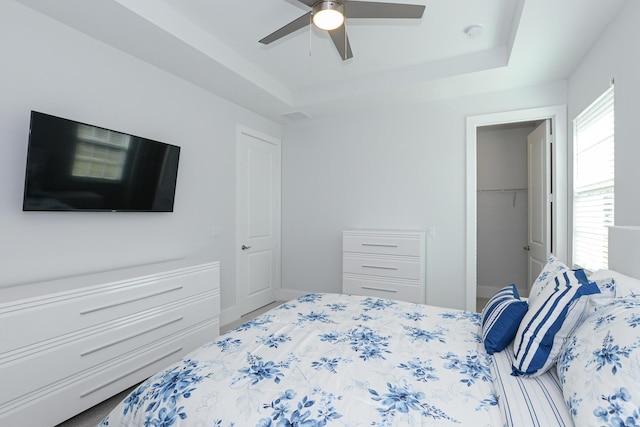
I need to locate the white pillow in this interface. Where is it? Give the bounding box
[528,254,571,305]
[556,299,640,426]
[586,277,617,312]
[590,269,640,298]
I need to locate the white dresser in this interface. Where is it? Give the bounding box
[0,258,220,427]
[342,230,426,303]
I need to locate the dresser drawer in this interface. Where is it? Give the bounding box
[343,232,423,256]
[0,263,218,353]
[0,319,218,427]
[1,292,219,403]
[343,230,425,304]
[343,254,422,280]
[343,276,424,303]
[0,259,220,427]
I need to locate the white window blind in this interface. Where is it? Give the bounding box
[573,86,614,272]
[72,124,130,181]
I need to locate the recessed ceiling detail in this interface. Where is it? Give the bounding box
[13,0,629,122]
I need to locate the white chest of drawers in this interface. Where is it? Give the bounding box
[342,230,426,304]
[0,258,220,427]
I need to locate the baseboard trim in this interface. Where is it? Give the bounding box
[220,288,310,327]
[220,305,241,328]
[477,285,528,299]
[477,285,499,299]
[277,288,308,301]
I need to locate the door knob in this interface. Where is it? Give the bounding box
[523,245,531,251]
[242,245,252,250]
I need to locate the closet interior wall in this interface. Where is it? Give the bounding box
[476,123,536,299]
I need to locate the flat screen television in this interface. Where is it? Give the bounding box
[23,111,181,212]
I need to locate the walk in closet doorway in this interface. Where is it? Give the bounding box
[465,106,568,312]
[476,122,539,302]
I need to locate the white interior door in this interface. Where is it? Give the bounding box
[527,120,552,291]
[236,128,281,316]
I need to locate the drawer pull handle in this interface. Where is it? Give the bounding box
[80,286,183,315]
[361,286,398,293]
[361,265,398,270]
[80,316,184,357]
[361,243,398,248]
[80,347,183,397]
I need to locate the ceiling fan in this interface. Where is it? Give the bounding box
[259,0,426,60]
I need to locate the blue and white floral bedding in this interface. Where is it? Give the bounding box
[100,293,504,427]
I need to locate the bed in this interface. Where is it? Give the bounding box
[100,226,640,427]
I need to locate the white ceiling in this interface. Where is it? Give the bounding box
[15,0,628,122]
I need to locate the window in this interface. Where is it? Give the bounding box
[572,86,614,272]
[72,124,130,181]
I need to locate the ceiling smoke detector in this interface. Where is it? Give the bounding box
[464,24,484,39]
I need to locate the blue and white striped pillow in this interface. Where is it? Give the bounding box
[512,269,600,376]
[481,285,528,354]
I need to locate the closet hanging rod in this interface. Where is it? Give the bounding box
[477,187,527,193]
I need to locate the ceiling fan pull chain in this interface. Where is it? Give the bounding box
[344,29,347,60]
[309,13,312,57]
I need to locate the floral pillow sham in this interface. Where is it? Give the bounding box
[556,298,640,426]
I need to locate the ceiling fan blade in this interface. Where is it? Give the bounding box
[259,11,312,44]
[328,26,353,60]
[297,0,316,6]
[345,1,425,19]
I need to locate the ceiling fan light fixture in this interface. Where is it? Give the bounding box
[312,1,345,31]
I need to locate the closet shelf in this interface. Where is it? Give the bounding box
[477,188,527,207]
[477,187,527,193]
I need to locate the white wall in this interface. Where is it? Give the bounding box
[477,125,533,298]
[8,0,635,315]
[0,1,281,313]
[568,0,640,229]
[282,82,566,310]
[281,0,640,310]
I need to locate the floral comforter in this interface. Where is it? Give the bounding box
[100,293,503,426]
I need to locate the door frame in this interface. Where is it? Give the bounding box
[465,106,567,311]
[235,125,282,318]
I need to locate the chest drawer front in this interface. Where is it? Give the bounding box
[343,255,422,280]
[343,276,423,303]
[343,233,423,256]
[343,230,426,304]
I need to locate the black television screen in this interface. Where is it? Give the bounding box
[23,111,180,212]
